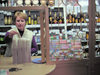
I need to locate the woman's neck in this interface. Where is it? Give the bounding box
[18,29,24,37]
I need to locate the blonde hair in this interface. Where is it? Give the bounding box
[14,11,27,20]
[13,11,27,25]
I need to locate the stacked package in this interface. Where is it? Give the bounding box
[12,37,31,64]
[49,39,83,61]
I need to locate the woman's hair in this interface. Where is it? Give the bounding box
[13,11,27,24]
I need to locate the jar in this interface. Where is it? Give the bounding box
[32,0,39,6]
[17,0,23,6]
[40,0,46,6]
[49,0,54,6]
[25,0,31,6]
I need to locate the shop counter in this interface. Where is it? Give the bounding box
[0,56,56,75]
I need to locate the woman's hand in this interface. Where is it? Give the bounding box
[9,30,18,38]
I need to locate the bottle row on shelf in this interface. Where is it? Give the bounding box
[0,10,41,25]
[66,11,100,23]
[0,25,100,41]
[0,9,100,26]
[0,0,55,7]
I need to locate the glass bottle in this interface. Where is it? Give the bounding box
[58,12,63,24]
[49,11,53,24]
[34,14,38,25]
[53,12,58,24]
[28,11,31,25]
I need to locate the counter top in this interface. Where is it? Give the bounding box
[0,56,56,75]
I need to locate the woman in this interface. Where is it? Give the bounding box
[4,11,38,57]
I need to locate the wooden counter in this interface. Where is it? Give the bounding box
[0,56,56,75]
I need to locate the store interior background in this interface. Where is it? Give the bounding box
[0,0,100,75]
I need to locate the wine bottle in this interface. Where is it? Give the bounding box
[72,14,75,23]
[58,12,63,24]
[9,12,12,25]
[7,12,11,25]
[34,14,38,25]
[86,32,89,40]
[77,13,81,23]
[53,12,58,24]
[80,13,84,23]
[4,11,8,25]
[83,13,87,23]
[31,15,34,25]
[66,14,69,23]
[75,14,78,23]
[2,0,5,7]
[49,11,53,24]
[38,0,41,6]
[28,11,31,25]
[37,15,40,24]
[0,11,4,25]
[69,13,72,23]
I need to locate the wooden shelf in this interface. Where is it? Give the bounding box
[0,6,45,11]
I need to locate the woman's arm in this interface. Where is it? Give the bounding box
[4,32,12,43]
[31,36,38,53]
[4,30,18,43]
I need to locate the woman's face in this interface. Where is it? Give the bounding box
[15,16,26,31]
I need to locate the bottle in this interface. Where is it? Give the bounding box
[75,14,78,23]
[83,13,87,23]
[72,14,75,23]
[77,13,80,23]
[26,18,28,25]
[37,15,40,24]
[34,14,38,25]
[23,0,25,6]
[2,0,5,7]
[49,11,53,24]
[9,12,12,25]
[98,12,100,23]
[80,13,84,23]
[4,11,8,25]
[69,13,72,23]
[38,0,41,6]
[4,0,7,7]
[96,12,99,23]
[0,11,4,25]
[53,12,58,24]
[28,11,31,25]
[86,32,89,40]
[58,12,63,24]
[31,15,34,25]
[66,14,69,23]
[7,12,12,25]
